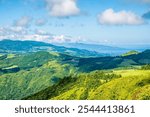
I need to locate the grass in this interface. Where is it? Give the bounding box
[6,54,15,59]
[46,69,150,100]
[89,70,150,100]
[121,50,139,57]
[2,65,18,70]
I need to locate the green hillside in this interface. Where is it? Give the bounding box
[89,70,150,100]
[0,51,77,99]
[121,50,139,56]
[25,69,150,100]
[78,50,150,72]
[0,60,76,100]
[0,45,150,100]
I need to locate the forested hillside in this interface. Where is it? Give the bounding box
[0,40,150,100]
[25,69,150,100]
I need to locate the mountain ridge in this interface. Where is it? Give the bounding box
[0,39,107,57]
[55,42,129,55]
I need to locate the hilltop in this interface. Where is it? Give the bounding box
[121,50,139,56]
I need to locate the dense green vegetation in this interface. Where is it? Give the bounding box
[24,70,120,100]
[0,40,150,100]
[0,60,76,99]
[78,50,150,72]
[89,70,150,100]
[25,70,150,100]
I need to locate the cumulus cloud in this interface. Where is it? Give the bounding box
[0,26,80,43]
[14,16,32,27]
[0,26,27,36]
[35,29,52,36]
[50,35,71,43]
[22,34,52,42]
[0,26,51,42]
[49,35,83,43]
[35,18,47,26]
[45,0,80,17]
[98,9,144,25]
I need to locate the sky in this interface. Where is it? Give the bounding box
[0,0,150,46]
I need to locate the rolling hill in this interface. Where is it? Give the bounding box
[0,39,107,57]
[0,51,78,99]
[78,50,150,72]
[24,69,150,100]
[0,39,149,100]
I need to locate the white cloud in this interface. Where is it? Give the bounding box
[14,16,32,27]
[9,27,28,34]
[51,35,70,43]
[0,26,51,42]
[35,18,47,26]
[0,26,82,43]
[0,26,75,43]
[35,29,48,35]
[49,35,83,43]
[0,26,27,37]
[45,0,80,17]
[22,34,52,42]
[98,8,144,25]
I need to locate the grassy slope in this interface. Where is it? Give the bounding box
[49,70,150,100]
[121,50,139,57]
[89,70,150,100]
[0,50,150,100]
[0,51,79,100]
[0,60,76,100]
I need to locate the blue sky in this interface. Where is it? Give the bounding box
[0,0,150,45]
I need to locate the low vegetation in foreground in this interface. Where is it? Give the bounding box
[25,69,150,100]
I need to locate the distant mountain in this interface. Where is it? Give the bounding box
[78,49,150,72]
[56,42,128,56]
[0,39,107,57]
[0,44,149,99]
[0,40,149,72]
